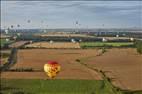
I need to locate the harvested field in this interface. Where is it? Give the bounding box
[81,48,142,90]
[9,41,29,48]
[1,49,101,80]
[1,48,141,91]
[25,42,81,49]
[98,37,132,40]
[80,42,134,48]
[35,33,93,38]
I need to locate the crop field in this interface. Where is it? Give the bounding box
[35,33,93,38]
[1,48,142,93]
[1,49,102,80]
[79,48,142,90]
[1,79,141,94]
[0,79,119,94]
[25,42,81,49]
[80,42,134,48]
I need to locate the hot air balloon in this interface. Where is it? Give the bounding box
[44,61,61,79]
[17,24,20,27]
[27,20,31,23]
[76,21,78,24]
[11,25,14,28]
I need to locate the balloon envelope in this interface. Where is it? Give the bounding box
[27,20,31,23]
[44,61,61,78]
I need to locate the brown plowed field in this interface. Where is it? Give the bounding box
[1,48,141,90]
[1,49,102,80]
[82,48,142,90]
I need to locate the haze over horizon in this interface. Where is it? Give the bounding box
[1,1,142,29]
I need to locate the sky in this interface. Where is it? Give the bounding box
[1,1,142,29]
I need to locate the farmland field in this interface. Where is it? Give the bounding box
[25,42,81,49]
[1,48,142,92]
[1,79,142,94]
[35,33,93,38]
[0,79,118,94]
[79,48,142,90]
[80,42,134,48]
[1,48,142,90]
[1,49,101,80]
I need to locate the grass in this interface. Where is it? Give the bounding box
[1,79,141,94]
[1,79,118,94]
[80,42,134,48]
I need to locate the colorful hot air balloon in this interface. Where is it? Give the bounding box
[44,61,61,79]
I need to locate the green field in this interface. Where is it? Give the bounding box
[1,79,141,94]
[0,79,119,94]
[0,39,13,48]
[80,42,134,48]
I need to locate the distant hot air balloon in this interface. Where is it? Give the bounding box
[11,25,14,28]
[27,20,31,23]
[44,61,61,79]
[17,24,20,27]
[76,21,78,24]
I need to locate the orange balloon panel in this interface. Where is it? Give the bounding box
[44,61,61,78]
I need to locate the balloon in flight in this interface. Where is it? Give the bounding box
[44,61,61,79]
[27,20,31,23]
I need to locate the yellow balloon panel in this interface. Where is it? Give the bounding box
[44,63,61,78]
